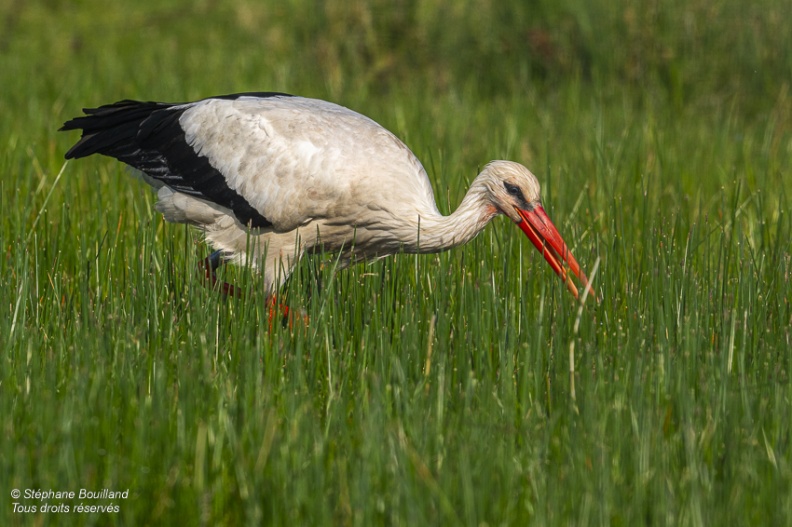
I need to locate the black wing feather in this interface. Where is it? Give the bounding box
[60,92,293,229]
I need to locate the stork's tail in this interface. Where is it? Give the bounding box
[59,100,176,160]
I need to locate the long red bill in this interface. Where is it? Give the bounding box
[515,206,595,301]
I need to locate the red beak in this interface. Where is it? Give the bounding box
[515,206,595,301]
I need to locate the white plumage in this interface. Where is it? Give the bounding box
[62,93,592,299]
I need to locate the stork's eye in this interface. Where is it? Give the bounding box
[504,182,526,202]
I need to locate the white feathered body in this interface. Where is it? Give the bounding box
[148,96,486,290]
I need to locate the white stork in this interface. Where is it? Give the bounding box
[61,92,594,301]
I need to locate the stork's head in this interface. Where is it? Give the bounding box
[479,160,595,301]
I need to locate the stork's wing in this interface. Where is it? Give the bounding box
[60,93,298,228]
[61,93,434,231]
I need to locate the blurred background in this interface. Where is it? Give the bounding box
[5,0,790,104]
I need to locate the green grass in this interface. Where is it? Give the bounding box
[2,0,791,525]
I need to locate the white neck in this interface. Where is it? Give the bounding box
[408,180,498,253]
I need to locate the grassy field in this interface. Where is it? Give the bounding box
[2,0,791,525]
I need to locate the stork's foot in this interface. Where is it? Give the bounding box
[267,295,309,330]
[199,251,241,297]
[198,253,307,328]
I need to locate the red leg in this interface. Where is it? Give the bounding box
[199,252,308,329]
[267,295,309,330]
[199,251,241,297]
